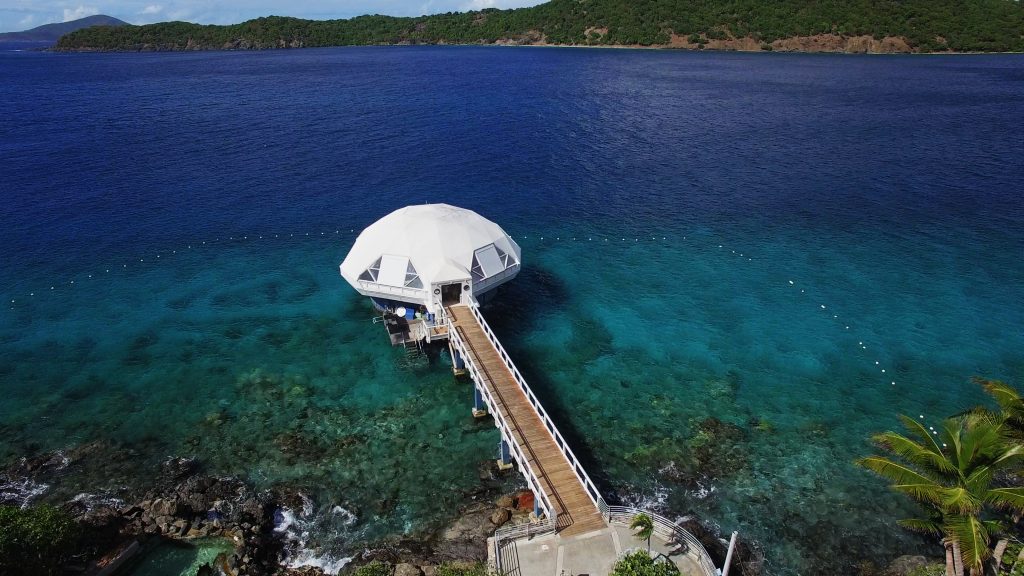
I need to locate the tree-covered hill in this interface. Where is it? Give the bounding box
[55,0,1024,53]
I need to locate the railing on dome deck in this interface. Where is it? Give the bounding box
[473,263,521,294]
[606,506,719,576]
[356,280,426,300]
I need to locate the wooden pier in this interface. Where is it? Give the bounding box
[447,305,606,537]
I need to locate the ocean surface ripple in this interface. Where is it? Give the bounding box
[1,46,1022,574]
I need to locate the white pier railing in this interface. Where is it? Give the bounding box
[448,320,558,522]
[465,304,609,514]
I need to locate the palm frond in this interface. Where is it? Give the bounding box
[856,456,941,489]
[891,483,948,508]
[936,486,982,515]
[897,517,942,535]
[985,487,1024,511]
[874,431,955,476]
[944,515,992,572]
[899,414,946,454]
[974,378,1024,413]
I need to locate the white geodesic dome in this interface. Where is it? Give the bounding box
[339,204,521,309]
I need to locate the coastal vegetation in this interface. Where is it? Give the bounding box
[630,512,654,552]
[55,0,1024,53]
[858,379,1024,576]
[611,550,680,576]
[0,504,80,575]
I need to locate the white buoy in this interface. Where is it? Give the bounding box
[821,305,826,309]
[789,281,794,285]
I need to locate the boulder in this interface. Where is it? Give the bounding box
[887,556,937,576]
[151,497,180,517]
[442,505,495,541]
[395,563,423,576]
[156,515,174,532]
[489,509,511,527]
[515,491,534,511]
[495,495,514,509]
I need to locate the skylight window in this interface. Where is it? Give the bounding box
[471,244,517,281]
[358,257,382,282]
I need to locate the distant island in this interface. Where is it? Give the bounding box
[0,14,126,43]
[56,0,1024,53]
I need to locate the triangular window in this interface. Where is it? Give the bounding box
[404,261,423,289]
[358,257,382,282]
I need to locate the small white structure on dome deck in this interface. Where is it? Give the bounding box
[339,204,521,346]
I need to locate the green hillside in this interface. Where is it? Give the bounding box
[56,0,1024,53]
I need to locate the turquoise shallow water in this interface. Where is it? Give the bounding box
[1,47,1023,574]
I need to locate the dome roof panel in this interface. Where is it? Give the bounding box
[340,204,520,289]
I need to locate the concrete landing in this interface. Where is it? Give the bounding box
[505,524,706,576]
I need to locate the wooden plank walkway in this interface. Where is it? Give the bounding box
[448,305,606,537]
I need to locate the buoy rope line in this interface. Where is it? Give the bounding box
[2,228,940,427]
[3,229,675,310]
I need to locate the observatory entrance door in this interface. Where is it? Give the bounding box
[441,283,462,306]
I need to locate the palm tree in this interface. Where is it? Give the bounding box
[630,512,654,552]
[857,414,1024,576]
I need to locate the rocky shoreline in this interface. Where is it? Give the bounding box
[0,442,546,575]
[54,35,1006,54]
[1,441,938,576]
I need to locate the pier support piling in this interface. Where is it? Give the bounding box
[450,345,467,377]
[473,386,488,418]
[497,438,513,471]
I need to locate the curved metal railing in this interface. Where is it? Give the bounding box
[606,506,719,576]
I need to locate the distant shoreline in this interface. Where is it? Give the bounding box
[49,41,1024,56]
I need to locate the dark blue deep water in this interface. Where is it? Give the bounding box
[1,46,1023,574]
